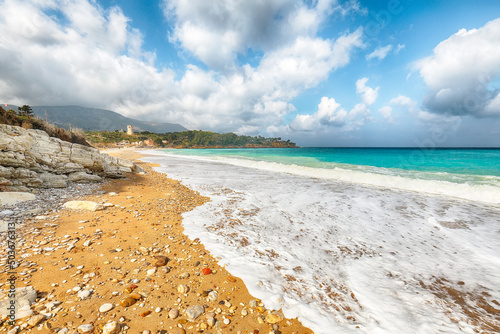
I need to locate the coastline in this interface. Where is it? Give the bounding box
[0,147,312,333]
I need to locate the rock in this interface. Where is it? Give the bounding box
[77,324,94,333]
[68,172,102,183]
[185,305,204,321]
[0,192,36,206]
[168,308,179,319]
[207,316,216,327]
[99,303,114,313]
[0,220,12,232]
[129,292,142,300]
[177,284,189,294]
[265,312,284,324]
[39,173,67,188]
[146,267,157,276]
[207,291,218,301]
[63,201,104,211]
[0,124,142,191]
[102,321,120,334]
[179,272,190,279]
[223,318,231,325]
[27,314,46,327]
[77,290,91,300]
[0,286,37,319]
[120,297,136,307]
[0,209,14,216]
[172,329,186,334]
[153,255,168,267]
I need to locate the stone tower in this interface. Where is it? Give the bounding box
[127,125,133,135]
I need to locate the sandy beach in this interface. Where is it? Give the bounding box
[0,148,311,333]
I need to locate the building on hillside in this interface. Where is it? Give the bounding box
[144,138,154,146]
[127,125,133,135]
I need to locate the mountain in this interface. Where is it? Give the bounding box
[28,105,187,133]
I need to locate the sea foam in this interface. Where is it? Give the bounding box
[141,151,500,334]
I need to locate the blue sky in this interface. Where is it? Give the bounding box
[1,0,500,146]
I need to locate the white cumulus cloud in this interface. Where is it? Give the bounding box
[0,0,366,135]
[366,44,393,60]
[416,18,500,117]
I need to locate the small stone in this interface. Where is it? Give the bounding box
[185,305,204,321]
[265,313,283,324]
[154,255,168,267]
[179,272,190,279]
[155,307,161,313]
[177,284,189,294]
[77,290,91,300]
[208,291,218,301]
[102,321,120,334]
[168,308,179,319]
[120,297,136,307]
[146,268,157,276]
[28,314,46,327]
[129,292,142,300]
[224,318,231,325]
[241,309,248,316]
[77,324,94,333]
[99,303,114,313]
[249,299,258,308]
[207,317,216,327]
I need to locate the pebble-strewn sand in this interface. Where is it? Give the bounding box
[0,148,312,333]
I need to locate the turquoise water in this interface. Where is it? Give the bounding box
[164,147,500,182]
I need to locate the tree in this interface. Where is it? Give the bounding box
[18,105,33,117]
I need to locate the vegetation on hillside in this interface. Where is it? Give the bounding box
[0,105,90,146]
[85,130,297,148]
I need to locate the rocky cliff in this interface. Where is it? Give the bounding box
[0,124,142,191]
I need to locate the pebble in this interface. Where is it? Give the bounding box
[102,321,120,334]
[77,290,91,299]
[27,314,45,327]
[185,305,204,321]
[155,307,161,313]
[146,267,157,276]
[265,313,284,324]
[207,317,216,327]
[77,324,94,333]
[120,297,136,307]
[99,303,114,313]
[208,291,218,301]
[224,318,231,325]
[177,284,189,294]
[168,308,179,319]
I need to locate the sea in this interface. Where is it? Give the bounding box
[140,147,500,334]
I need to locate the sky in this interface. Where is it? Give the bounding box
[1,0,500,147]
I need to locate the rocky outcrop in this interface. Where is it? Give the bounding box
[0,124,142,191]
